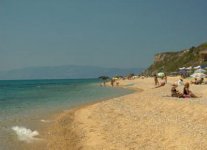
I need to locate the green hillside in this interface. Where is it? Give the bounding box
[145,42,207,74]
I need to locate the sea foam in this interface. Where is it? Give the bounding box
[40,119,52,123]
[12,126,40,143]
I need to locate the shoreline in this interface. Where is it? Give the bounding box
[42,83,140,149]
[1,80,135,150]
[43,77,207,149]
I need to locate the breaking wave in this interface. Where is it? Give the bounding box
[12,126,40,143]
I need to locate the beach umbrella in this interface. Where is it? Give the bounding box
[190,73,206,78]
[112,77,119,80]
[194,68,206,73]
[157,72,165,77]
[186,66,192,70]
[193,66,201,69]
[179,67,186,70]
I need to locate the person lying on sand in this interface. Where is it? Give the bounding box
[154,81,165,88]
[191,78,204,85]
[183,82,199,98]
[196,78,204,84]
[171,84,184,98]
[190,78,197,84]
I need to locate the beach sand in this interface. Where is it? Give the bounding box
[44,77,207,150]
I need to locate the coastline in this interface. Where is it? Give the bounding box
[42,84,139,149]
[43,77,207,149]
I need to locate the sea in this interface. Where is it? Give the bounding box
[0,79,133,149]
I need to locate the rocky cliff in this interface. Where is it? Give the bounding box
[144,42,207,74]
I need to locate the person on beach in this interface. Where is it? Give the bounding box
[177,78,184,86]
[116,81,119,86]
[191,78,198,84]
[154,74,159,85]
[171,84,184,98]
[111,79,115,87]
[164,74,167,84]
[191,78,204,85]
[183,82,199,98]
[154,81,165,88]
[197,78,204,84]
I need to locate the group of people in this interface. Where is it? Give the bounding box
[110,79,119,87]
[171,82,199,98]
[191,78,204,85]
[154,74,199,98]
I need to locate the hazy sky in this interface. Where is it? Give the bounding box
[0,0,207,71]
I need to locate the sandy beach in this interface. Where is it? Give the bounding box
[44,77,207,150]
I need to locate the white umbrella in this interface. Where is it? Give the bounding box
[193,66,201,69]
[186,66,192,70]
[112,77,119,80]
[179,67,186,70]
[191,73,206,78]
[194,68,206,73]
[157,72,165,77]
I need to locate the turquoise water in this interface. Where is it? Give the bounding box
[0,79,133,149]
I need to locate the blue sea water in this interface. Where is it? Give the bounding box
[0,79,133,149]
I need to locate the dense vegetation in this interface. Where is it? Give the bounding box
[144,42,207,75]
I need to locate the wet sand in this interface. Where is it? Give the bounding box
[44,77,207,149]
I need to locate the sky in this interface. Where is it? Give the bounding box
[0,0,207,71]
